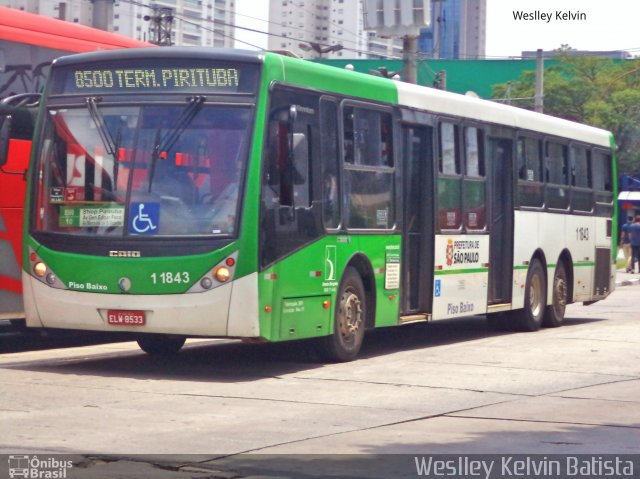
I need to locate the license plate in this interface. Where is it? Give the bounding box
[107,309,146,326]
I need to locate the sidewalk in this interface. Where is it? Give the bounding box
[616,268,640,287]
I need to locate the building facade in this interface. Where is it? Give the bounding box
[268,0,374,59]
[268,0,485,61]
[419,0,486,59]
[0,0,235,47]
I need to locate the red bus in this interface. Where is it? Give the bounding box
[0,7,152,325]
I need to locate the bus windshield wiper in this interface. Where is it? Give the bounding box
[86,96,116,157]
[148,95,206,190]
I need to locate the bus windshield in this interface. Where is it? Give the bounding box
[34,102,251,237]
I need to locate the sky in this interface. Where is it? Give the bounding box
[233,0,640,59]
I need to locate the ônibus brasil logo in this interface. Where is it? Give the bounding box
[8,455,73,479]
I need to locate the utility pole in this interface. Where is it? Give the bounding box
[144,5,174,46]
[534,48,544,113]
[402,35,418,84]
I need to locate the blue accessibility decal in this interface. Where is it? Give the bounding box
[129,202,160,235]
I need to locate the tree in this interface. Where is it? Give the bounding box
[491,47,640,175]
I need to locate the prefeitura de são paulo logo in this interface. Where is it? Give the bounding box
[8,455,73,479]
[446,239,454,266]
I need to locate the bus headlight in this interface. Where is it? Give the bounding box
[29,248,66,289]
[187,251,238,293]
[34,262,47,277]
[28,248,65,289]
[214,266,231,283]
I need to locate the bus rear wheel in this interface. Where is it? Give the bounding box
[137,334,186,355]
[511,259,546,332]
[318,267,366,362]
[543,261,568,327]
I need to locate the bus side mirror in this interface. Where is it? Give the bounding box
[0,115,12,168]
[291,132,310,208]
[291,133,308,185]
[0,93,40,171]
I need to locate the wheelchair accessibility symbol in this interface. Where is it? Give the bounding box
[434,279,442,297]
[129,202,159,235]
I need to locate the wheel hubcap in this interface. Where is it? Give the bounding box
[554,276,567,313]
[530,274,543,317]
[339,291,362,340]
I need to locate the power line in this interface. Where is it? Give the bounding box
[220,3,364,49]
[173,13,263,50]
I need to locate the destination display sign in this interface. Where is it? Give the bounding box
[52,60,259,95]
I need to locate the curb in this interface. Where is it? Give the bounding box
[615,270,640,287]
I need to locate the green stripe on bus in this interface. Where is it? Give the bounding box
[514,262,594,271]
[575,261,595,267]
[434,268,489,276]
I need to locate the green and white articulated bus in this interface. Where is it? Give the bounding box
[20,48,617,360]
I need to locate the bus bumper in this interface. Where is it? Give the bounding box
[23,271,260,337]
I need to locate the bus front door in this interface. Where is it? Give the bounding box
[401,124,434,317]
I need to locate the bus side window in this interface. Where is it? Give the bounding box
[265,106,311,210]
[343,105,395,230]
[463,126,486,230]
[593,149,613,216]
[545,140,569,210]
[571,145,593,213]
[437,121,462,231]
[517,136,544,208]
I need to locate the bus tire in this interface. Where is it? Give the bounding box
[318,267,366,362]
[543,261,568,328]
[137,334,186,355]
[512,259,546,332]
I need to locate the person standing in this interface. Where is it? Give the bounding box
[625,215,640,274]
[621,219,632,273]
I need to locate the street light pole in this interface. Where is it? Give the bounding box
[299,42,344,58]
[402,35,418,84]
[534,48,544,113]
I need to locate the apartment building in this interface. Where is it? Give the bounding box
[268,0,370,59]
[0,0,235,46]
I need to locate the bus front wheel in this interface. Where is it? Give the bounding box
[137,334,186,355]
[318,267,366,362]
[512,259,546,332]
[543,261,568,328]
